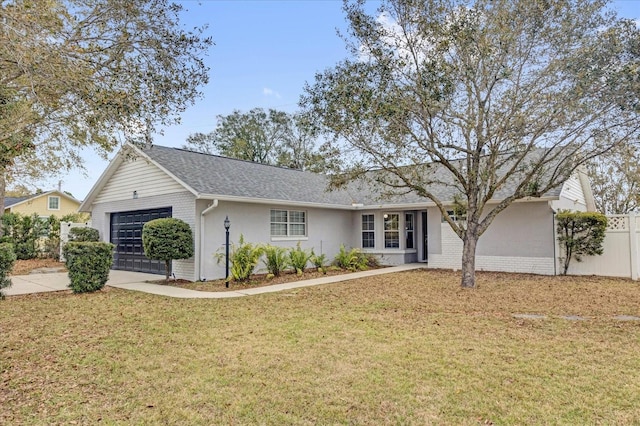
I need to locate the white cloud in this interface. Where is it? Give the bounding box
[263,87,281,98]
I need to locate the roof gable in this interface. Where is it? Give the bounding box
[5,190,81,211]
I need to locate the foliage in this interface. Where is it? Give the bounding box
[556,210,608,275]
[302,0,640,288]
[62,242,114,293]
[333,244,369,272]
[0,212,45,260]
[310,252,328,274]
[216,234,264,282]
[184,108,329,172]
[40,213,91,260]
[0,242,16,298]
[288,242,313,275]
[68,227,100,243]
[263,245,290,277]
[588,145,640,214]
[142,218,194,281]
[0,0,212,209]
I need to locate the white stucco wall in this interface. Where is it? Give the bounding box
[90,191,197,280]
[198,200,355,280]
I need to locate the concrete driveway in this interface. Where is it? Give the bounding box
[4,270,162,296]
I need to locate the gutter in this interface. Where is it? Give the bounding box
[199,199,219,281]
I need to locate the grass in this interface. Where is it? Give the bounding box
[2,269,639,424]
[10,258,65,275]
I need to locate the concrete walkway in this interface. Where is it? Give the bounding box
[5,264,427,298]
[4,270,163,296]
[109,264,427,299]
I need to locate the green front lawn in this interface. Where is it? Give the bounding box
[2,270,639,424]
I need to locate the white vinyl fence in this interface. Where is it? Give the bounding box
[59,221,92,262]
[565,214,639,280]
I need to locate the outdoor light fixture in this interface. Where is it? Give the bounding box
[383,213,388,219]
[133,190,138,199]
[224,216,230,288]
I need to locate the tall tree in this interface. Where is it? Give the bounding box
[185,108,328,171]
[0,0,212,209]
[302,0,640,288]
[588,144,640,214]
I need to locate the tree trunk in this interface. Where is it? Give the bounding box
[165,260,170,281]
[461,230,478,289]
[0,168,5,213]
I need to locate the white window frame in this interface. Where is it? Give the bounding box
[270,209,307,239]
[48,196,60,211]
[405,212,415,249]
[442,210,467,223]
[362,214,375,248]
[383,213,400,249]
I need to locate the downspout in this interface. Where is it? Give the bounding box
[549,201,557,276]
[199,199,219,281]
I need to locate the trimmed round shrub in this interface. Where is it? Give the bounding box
[63,242,114,293]
[68,227,100,242]
[142,218,194,280]
[0,243,16,298]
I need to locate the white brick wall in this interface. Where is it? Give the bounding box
[89,191,197,281]
[429,224,555,275]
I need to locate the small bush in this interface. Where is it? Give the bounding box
[263,245,290,276]
[556,210,607,275]
[333,244,369,272]
[63,242,114,293]
[289,242,313,275]
[0,243,16,298]
[68,227,100,242]
[310,252,328,274]
[142,218,194,281]
[216,234,263,282]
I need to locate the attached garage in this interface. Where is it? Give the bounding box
[110,207,172,274]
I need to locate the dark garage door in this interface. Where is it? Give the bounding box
[110,207,172,274]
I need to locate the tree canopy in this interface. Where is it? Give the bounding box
[302,0,640,288]
[184,108,330,172]
[588,145,640,214]
[0,0,212,208]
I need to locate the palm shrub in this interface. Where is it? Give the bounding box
[142,218,194,281]
[263,244,289,277]
[216,234,263,282]
[0,243,16,299]
[333,244,369,272]
[289,242,313,275]
[310,251,327,274]
[556,210,607,275]
[63,242,114,293]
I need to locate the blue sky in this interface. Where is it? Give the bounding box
[40,0,640,200]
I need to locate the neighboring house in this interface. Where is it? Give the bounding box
[79,143,595,280]
[4,190,82,218]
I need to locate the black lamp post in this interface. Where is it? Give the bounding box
[224,216,230,288]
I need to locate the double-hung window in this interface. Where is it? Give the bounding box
[270,209,306,237]
[384,213,400,248]
[362,214,375,248]
[48,196,60,210]
[405,213,415,249]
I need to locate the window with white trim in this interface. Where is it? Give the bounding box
[384,213,400,248]
[270,209,306,237]
[48,196,60,210]
[362,214,375,248]
[442,210,466,222]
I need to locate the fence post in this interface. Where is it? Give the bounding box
[629,214,638,281]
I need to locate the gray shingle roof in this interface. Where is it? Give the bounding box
[142,145,564,207]
[143,145,357,206]
[4,196,29,208]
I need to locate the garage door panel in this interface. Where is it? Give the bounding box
[110,207,172,274]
